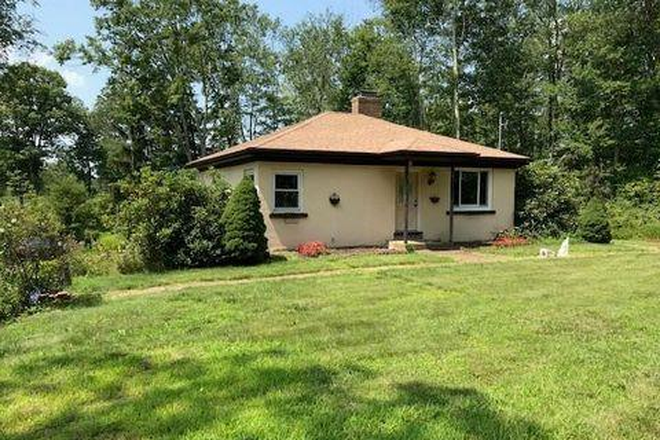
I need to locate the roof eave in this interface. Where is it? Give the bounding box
[186,148,530,170]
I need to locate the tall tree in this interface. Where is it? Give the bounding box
[380,0,472,136]
[561,0,660,180]
[0,0,36,65]
[56,0,282,175]
[281,12,349,120]
[462,0,539,153]
[338,19,421,127]
[0,62,89,194]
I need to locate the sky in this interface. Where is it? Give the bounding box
[15,0,378,108]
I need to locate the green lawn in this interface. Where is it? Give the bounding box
[1,244,659,439]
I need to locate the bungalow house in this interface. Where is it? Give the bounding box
[188,93,529,250]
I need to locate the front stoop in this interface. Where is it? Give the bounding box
[388,240,466,252]
[393,230,424,240]
[388,240,428,252]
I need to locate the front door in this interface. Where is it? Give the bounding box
[395,172,419,231]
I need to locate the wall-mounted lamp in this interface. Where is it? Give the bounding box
[329,192,340,206]
[427,171,437,186]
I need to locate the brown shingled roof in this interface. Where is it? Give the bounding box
[188,111,528,168]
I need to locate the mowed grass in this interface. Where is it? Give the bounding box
[72,251,455,295]
[1,247,659,439]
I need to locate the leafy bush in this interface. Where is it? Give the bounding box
[117,241,146,274]
[43,169,115,243]
[608,179,660,239]
[44,169,88,238]
[578,198,612,243]
[0,276,22,321]
[71,233,126,277]
[516,161,584,237]
[0,197,73,317]
[72,193,116,243]
[220,177,268,264]
[297,241,328,257]
[118,168,231,271]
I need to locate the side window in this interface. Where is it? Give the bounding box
[273,172,301,212]
[453,169,490,209]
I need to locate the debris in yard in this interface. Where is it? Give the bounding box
[557,237,570,258]
[539,248,554,258]
[540,237,570,258]
[29,290,74,304]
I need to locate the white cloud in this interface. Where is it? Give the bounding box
[8,48,88,94]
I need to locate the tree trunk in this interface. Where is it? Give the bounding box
[451,4,461,140]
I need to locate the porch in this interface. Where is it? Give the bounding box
[392,162,511,245]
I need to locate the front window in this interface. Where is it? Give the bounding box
[274,172,301,212]
[453,169,490,209]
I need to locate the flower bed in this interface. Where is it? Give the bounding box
[296,241,329,257]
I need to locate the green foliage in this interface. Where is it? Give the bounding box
[220,177,268,265]
[0,0,36,63]
[578,198,612,244]
[608,179,660,239]
[60,0,282,178]
[117,241,146,275]
[118,168,231,271]
[0,63,91,194]
[11,0,660,241]
[282,12,349,119]
[338,19,421,127]
[43,168,88,236]
[516,161,584,237]
[71,233,126,277]
[0,196,73,318]
[0,274,21,321]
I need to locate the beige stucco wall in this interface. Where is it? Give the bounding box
[207,162,516,250]
[257,162,396,250]
[417,167,516,242]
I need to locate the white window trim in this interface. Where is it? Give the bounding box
[273,171,303,213]
[453,168,493,211]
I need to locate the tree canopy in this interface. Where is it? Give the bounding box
[1,0,659,210]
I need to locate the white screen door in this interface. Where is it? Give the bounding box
[395,172,419,231]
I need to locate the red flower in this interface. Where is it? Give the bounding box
[296,241,329,257]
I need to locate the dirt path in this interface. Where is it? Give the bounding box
[421,249,508,263]
[105,243,658,300]
[107,262,457,300]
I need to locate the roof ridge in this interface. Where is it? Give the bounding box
[259,112,333,147]
[346,113,467,153]
[353,112,523,156]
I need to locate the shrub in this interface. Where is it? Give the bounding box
[578,198,612,243]
[297,241,328,257]
[117,241,146,274]
[44,169,89,240]
[70,233,126,277]
[608,179,660,239]
[220,177,268,264]
[0,197,73,317]
[118,168,231,270]
[71,193,116,243]
[0,275,21,321]
[516,161,584,237]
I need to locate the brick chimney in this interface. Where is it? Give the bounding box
[351,91,382,118]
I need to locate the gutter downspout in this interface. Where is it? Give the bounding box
[403,159,412,244]
[449,165,455,246]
